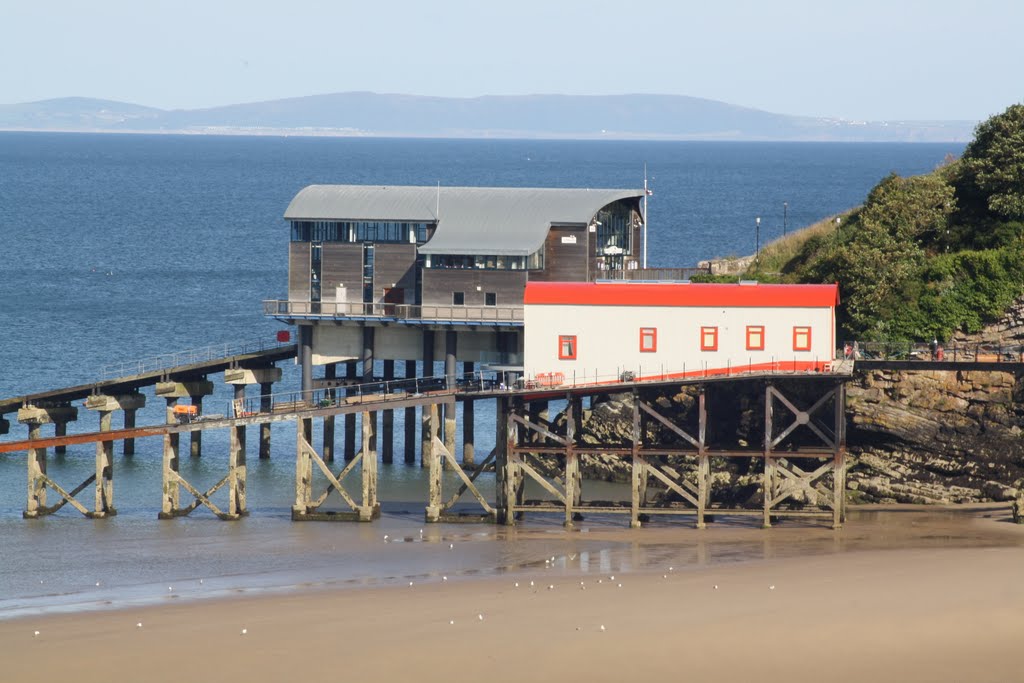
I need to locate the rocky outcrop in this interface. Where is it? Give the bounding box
[570,369,1024,506]
[846,369,1024,504]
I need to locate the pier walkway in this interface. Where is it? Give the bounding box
[0,339,297,417]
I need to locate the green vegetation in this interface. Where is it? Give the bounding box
[742,103,1024,342]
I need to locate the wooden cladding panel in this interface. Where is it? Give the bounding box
[421,270,527,307]
[288,242,311,301]
[531,226,588,282]
[372,244,417,304]
[321,243,363,301]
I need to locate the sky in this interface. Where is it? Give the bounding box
[2,0,1021,122]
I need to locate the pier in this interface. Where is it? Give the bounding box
[0,342,853,528]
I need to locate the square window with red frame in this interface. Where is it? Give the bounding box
[746,325,765,351]
[558,334,577,360]
[639,327,657,352]
[793,326,812,351]
[700,326,718,351]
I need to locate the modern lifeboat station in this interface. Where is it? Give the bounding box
[0,184,852,528]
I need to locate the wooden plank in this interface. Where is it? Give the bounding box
[37,473,94,516]
[437,437,494,514]
[639,400,700,448]
[644,462,699,508]
[510,413,569,446]
[516,458,567,504]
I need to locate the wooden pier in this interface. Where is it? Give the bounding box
[1,345,851,528]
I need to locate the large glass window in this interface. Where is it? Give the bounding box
[290,220,432,244]
[426,249,544,270]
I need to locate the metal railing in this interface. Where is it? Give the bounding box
[843,341,1024,363]
[263,300,525,323]
[595,266,712,281]
[101,338,295,380]
[219,360,841,421]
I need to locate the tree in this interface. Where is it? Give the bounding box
[957,103,1024,221]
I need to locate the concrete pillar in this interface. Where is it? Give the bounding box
[225,367,282,460]
[159,397,180,518]
[94,409,115,517]
[84,394,143,517]
[404,359,416,464]
[259,382,273,459]
[154,380,214,458]
[421,330,435,468]
[123,408,137,455]
[362,327,376,456]
[444,330,457,388]
[18,410,50,519]
[382,359,394,464]
[233,384,247,455]
[190,394,204,458]
[344,361,357,461]
[54,418,69,456]
[323,362,337,462]
[462,360,475,466]
[443,331,457,468]
[299,324,314,397]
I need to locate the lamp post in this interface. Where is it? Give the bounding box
[783,201,788,236]
[835,216,842,233]
[755,216,761,262]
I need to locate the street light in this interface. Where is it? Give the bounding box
[755,216,761,261]
[783,202,788,236]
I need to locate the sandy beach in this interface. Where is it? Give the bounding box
[3,509,1023,683]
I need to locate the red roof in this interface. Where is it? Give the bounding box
[524,281,839,308]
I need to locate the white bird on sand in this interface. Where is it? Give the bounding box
[600,625,606,631]
[714,585,719,590]
[167,586,172,592]
[33,630,40,636]
[478,614,484,621]
[137,622,143,628]
[241,628,247,635]
[769,585,775,590]
[449,620,455,625]
[449,543,454,549]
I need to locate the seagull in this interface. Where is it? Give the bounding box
[600,625,606,631]
[241,628,247,635]
[137,623,143,628]
[769,585,775,590]
[33,630,40,637]
[478,614,484,621]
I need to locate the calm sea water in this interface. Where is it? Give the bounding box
[0,132,963,614]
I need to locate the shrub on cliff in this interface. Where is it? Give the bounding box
[759,102,1024,342]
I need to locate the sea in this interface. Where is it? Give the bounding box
[0,132,964,617]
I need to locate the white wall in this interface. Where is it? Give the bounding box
[524,303,835,382]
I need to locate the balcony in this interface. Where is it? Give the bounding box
[263,300,524,327]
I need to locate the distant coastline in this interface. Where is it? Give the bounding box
[0,92,976,143]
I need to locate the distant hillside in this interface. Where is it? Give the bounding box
[0,92,975,142]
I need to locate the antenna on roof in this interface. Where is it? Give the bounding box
[436,181,441,220]
[642,163,650,269]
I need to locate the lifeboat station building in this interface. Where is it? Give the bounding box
[523,281,839,384]
[265,184,649,391]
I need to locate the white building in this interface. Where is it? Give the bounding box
[523,281,839,384]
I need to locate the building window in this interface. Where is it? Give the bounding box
[700,326,718,351]
[639,327,657,353]
[485,292,496,306]
[746,325,765,351]
[793,326,812,351]
[558,335,577,360]
[453,292,465,306]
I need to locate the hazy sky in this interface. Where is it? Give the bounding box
[3,0,1020,121]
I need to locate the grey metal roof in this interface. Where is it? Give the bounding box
[285,185,645,256]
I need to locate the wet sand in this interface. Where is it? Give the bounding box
[3,508,1023,683]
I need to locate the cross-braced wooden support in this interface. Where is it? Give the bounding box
[500,396,582,527]
[20,405,114,520]
[762,381,847,529]
[425,401,495,523]
[292,412,380,521]
[631,389,710,528]
[159,400,247,521]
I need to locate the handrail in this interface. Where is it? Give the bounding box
[841,340,1024,363]
[263,299,525,323]
[100,338,296,380]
